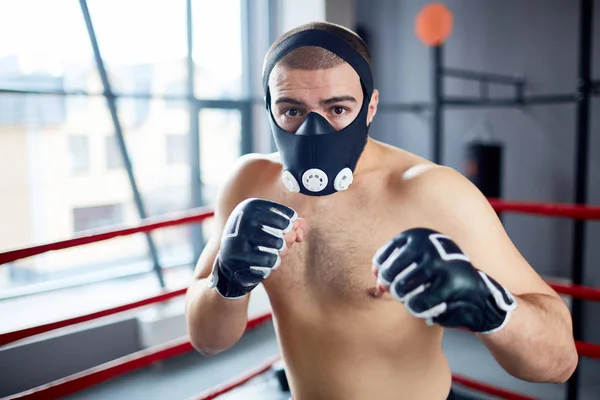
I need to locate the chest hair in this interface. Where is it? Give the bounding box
[283,192,388,304]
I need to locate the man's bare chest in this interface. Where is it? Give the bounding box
[263,195,402,306]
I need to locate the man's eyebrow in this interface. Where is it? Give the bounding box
[274,97,305,106]
[319,95,357,105]
[274,95,357,106]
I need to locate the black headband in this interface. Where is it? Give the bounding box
[262,29,374,104]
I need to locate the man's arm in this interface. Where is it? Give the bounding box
[477,292,576,382]
[185,238,250,356]
[407,166,578,383]
[185,155,266,355]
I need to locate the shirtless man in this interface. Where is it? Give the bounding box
[185,22,578,400]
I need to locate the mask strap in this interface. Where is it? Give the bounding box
[263,29,373,109]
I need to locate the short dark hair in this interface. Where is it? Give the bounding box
[263,21,371,73]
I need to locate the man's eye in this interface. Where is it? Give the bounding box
[332,106,346,115]
[284,109,300,117]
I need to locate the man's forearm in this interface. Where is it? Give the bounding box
[477,293,578,383]
[185,278,250,355]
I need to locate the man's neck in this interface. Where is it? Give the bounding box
[354,138,381,176]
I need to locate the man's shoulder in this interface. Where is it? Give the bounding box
[218,152,283,204]
[378,146,444,188]
[385,155,477,202]
[375,143,444,183]
[400,163,460,185]
[386,160,491,230]
[232,152,282,179]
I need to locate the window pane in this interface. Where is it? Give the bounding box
[73,204,124,232]
[199,108,241,205]
[68,135,91,174]
[105,136,124,170]
[119,99,194,269]
[193,0,243,99]
[0,93,67,126]
[0,92,202,296]
[87,0,188,96]
[166,134,190,165]
[0,0,99,91]
[0,95,145,292]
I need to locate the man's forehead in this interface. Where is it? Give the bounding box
[268,62,361,89]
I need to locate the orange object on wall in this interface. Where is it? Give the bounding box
[415,3,453,46]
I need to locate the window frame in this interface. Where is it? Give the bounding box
[0,0,262,299]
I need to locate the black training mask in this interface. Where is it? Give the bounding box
[263,29,374,196]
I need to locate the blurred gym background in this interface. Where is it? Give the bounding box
[1,1,599,399]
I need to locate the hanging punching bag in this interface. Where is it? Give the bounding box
[464,141,503,199]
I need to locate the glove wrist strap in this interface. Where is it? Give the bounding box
[208,256,253,299]
[477,271,517,334]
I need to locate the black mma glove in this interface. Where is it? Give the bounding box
[373,228,517,334]
[208,198,297,299]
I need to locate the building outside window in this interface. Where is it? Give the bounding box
[0,0,254,297]
[67,135,90,174]
[73,204,124,233]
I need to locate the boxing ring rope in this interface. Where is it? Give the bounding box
[190,355,281,400]
[451,375,538,400]
[4,281,600,348]
[2,198,600,400]
[4,314,273,400]
[4,310,546,400]
[488,198,600,220]
[1,200,598,266]
[545,281,600,303]
[0,206,215,265]
[188,356,541,400]
[0,288,187,347]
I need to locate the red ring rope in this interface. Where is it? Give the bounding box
[4,280,600,347]
[452,374,538,400]
[3,307,545,400]
[488,198,600,219]
[575,340,600,358]
[0,288,186,347]
[547,281,600,302]
[5,337,194,400]
[4,310,598,400]
[0,207,214,265]
[190,355,281,400]
[187,357,539,400]
[5,313,273,400]
[2,199,600,399]
[1,199,599,266]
